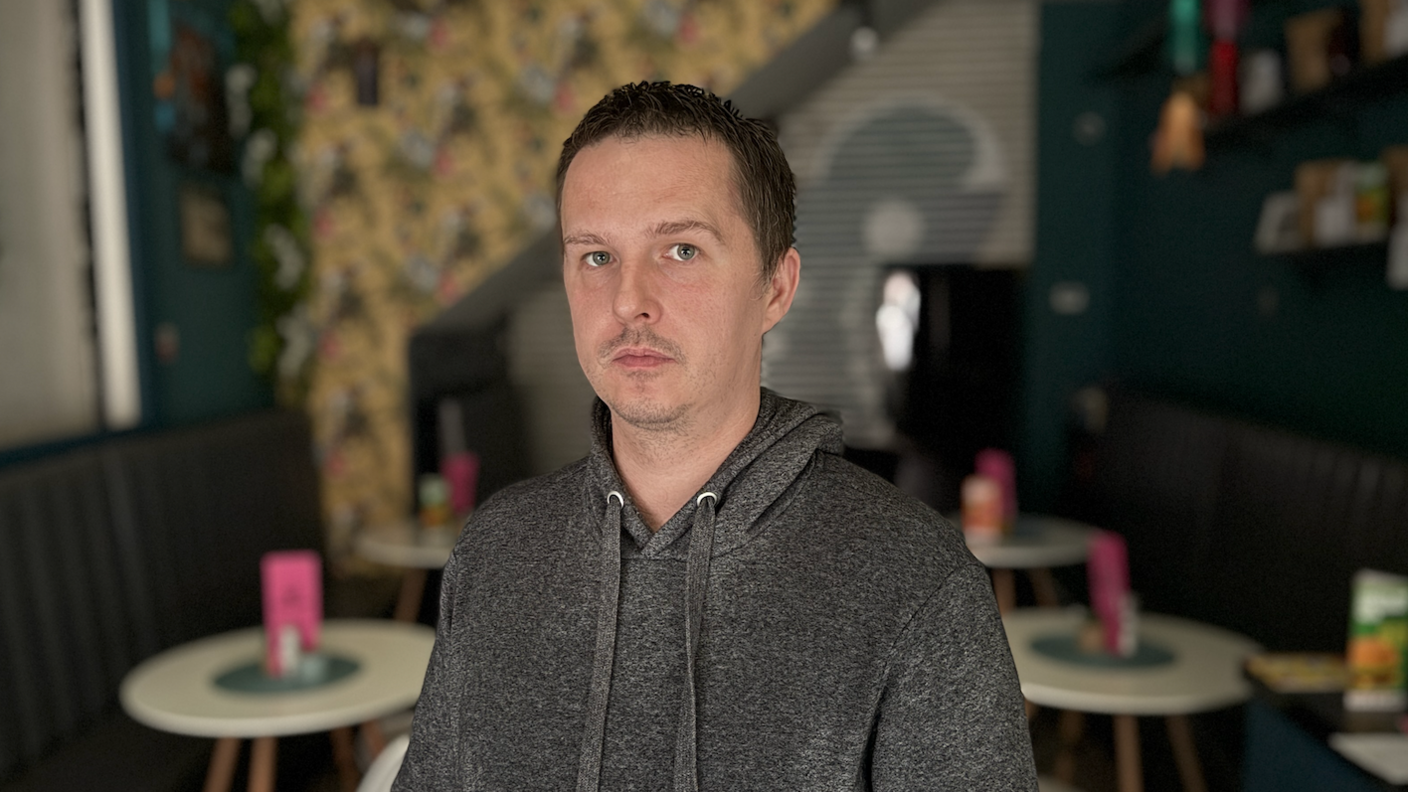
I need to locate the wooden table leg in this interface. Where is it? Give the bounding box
[992,568,1017,614]
[1029,567,1061,607]
[393,568,428,622]
[1052,709,1084,784]
[1166,714,1207,792]
[361,718,388,757]
[1113,714,1144,792]
[203,737,241,792]
[247,737,277,792]
[331,726,362,792]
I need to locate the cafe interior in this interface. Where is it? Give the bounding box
[3,0,1407,790]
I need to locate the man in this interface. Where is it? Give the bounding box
[395,81,1036,791]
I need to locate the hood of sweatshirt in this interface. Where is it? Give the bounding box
[581,387,845,559]
[573,388,844,792]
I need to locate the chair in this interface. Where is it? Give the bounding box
[355,733,410,792]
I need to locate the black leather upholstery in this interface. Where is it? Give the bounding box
[1084,392,1408,653]
[0,410,322,790]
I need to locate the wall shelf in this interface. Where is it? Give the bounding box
[1262,239,1390,284]
[1208,54,1408,148]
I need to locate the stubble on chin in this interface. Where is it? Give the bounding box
[593,327,693,433]
[609,394,692,433]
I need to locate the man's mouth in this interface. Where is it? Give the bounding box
[611,347,674,368]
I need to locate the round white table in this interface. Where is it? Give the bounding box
[121,619,435,792]
[964,514,1097,613]
[1003,608,1261,792]
[355,521,459,622]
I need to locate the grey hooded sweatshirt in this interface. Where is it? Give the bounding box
[394,389,1036,791]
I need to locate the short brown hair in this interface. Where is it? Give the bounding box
[556,81,796,281]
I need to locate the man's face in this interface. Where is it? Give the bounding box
[560,134,795,433]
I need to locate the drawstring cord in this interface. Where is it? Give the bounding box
[576,491,624,792]
[673,491,718,792]
[576,490,719,792]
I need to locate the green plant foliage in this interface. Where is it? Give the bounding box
[230,0,312,406]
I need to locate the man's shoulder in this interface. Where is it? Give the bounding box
[468,456,592,525]
[795,451,973,569]
[805,452,951,525]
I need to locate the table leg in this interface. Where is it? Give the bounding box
[1113,714,1143,792]
[203,737,241,792]
[361,718,388,757]
[393,568,428,622]
[1052,709,1084,784]
[247,737,277,792]
[1028,567,1060,607]
[992,568,1017,614]
[331,727,361,792]
[1166,714,1207,792]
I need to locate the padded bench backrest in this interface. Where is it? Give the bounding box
[0,410,322,783]
[0,450,146,783]
[1208,422,1408,652]
[1091,395,1232,621]
[1091,392,1408,653]
[103,410,323,647]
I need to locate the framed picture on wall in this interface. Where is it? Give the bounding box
[1254,190,1303,254]
[179,182,232,267]
[150,1,234,172]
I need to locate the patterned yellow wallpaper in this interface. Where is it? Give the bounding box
[288,0,835,569]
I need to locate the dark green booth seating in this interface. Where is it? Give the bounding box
[1067,391,1408,791]
[0,410,326,792]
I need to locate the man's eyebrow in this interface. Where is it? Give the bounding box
[562,231,608,247]
[652,219,723,242]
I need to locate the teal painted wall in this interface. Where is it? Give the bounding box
[113,0,270,428]
[1020,0,1408,511]
[1021,1,1121,509]
[1111,2,1408,458]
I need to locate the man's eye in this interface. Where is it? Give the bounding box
[669,244,697,261]
[586,251,611,267]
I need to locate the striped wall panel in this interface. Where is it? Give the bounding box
[766,0,1037,449]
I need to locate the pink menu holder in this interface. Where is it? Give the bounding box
[1087,530,1131,656]
[260,550,323,678]
[442,450,480,517]
[974,448,1018,529]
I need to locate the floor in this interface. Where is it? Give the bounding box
[1029,703,1247,792]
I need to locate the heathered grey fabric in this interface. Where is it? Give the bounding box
[394,389,1037,791]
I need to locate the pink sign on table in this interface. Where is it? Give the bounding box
[260,550,322,677]
[1087,530,1131,655]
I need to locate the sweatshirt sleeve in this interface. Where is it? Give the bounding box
[870,561,1038,790]
[391,549,463,791]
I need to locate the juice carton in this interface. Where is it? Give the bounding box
[961,474,1002,546]
[1345,569,1408,712]
[974,448,1017,532]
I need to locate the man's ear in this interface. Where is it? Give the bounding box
[761,247,800,334]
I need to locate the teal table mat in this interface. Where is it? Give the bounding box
[213,654,360,694]
[1032,633,1176,668]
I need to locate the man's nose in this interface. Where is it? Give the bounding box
[612,258,661,325]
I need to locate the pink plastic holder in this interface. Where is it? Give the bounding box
[974,448,1018,525]
[260,550,323,677]
[1087,530,1131,655]
[441,450,480,516]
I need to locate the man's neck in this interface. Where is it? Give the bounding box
[610,392,761,531]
